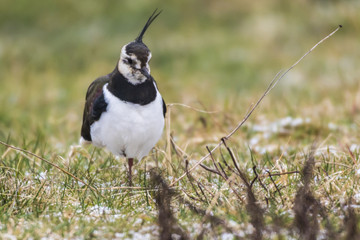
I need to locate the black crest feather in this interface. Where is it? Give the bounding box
[135,9,162,43]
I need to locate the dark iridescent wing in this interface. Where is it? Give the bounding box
[162,98,166,117]
[81,75,110,141]
[151,76,166,118]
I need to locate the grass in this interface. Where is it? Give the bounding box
[1,0,360,239]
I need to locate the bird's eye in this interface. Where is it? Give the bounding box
[126,58,133,64]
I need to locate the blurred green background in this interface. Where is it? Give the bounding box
[0,0,359,146]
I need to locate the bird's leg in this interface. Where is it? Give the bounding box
[128,158,134,186]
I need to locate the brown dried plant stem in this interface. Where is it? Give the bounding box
[170,25,342,187]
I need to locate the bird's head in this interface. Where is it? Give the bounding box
[118,9,161,85]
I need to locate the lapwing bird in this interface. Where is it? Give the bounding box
[80,10,166,184]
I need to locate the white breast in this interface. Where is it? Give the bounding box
[90,83,165,160]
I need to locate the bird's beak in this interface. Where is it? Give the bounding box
[140,67,151,79]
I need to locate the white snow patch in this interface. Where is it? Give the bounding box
[115,232,125,238]
[350,144,360,153]
[221,232,235,240]
[354,192,360,202]
[1,234,17,240]
[252,116,311,136]
[314,145,340,157]
[249,116,312,154]
[356,168,360,177]
[328,122,338,130]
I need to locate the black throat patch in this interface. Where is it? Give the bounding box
[107,67,157,105]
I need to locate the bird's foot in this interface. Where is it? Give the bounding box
[128,158,134,186]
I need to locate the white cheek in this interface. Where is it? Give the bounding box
[118,60,132,77]
[118,61,146,84]
[135,60,141,69]
[119,46,132,77]
[147,52,152,73]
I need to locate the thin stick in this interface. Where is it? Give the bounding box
[167,103,219,114]
[253,166,269,194]
[200,163,219,175]
[262,170,300,178]
[79,186,161,190]
[225,26,342,140]
[206,146,222,177]
[170,25,342,187]
[250,166,258,189]
[267,170,285,205]
[0,140,99,193]
[165,105,173,174]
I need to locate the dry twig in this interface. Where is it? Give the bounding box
[170,25,342,187]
